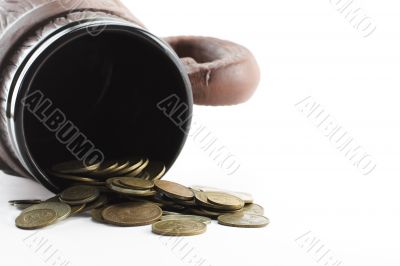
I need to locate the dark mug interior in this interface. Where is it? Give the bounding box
[13,23,193,192]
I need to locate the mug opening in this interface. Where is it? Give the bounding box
[13,22,192,192]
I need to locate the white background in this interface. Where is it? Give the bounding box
[1,0,399,265]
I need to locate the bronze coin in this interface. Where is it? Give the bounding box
[152,220,207,236]
[89,161,120,177]
[126,158,150,177]
[69,204,86,216]
[154,180,194,201]
[106,161,131,175]
[218,213,270,228]
[113,157,144,176]
[60,185,100,203]
[190,185,254,204]
[134,171,151,180]
[106,178,157,197]
[206,192,244,211]
[142,161,166,180]
[16,209,58,230]
[23,202,71,221]
[242,203,264,215]
[118,177,154,190]
[161,215,212,225]
[102,202,162,226]
[193,190,224,210]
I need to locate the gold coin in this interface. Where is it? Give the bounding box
[89,161,120,177]
[154,180,194,201]
[190,185,254,204]
[118,177,154,190]
[60,185,99,200]
[101,202,162,226]
[142,161,166,180]
[112,186,156,197]
[134,171,151,180]
[111,178,125,187]
[161,215,211,224]
[16,209,57,230]
[242,204,264,215]
[124,198,165,209]
[193,190,212,206]
[108,161,131,175]
[152,220,206,236]
[23,202,71,221]
[126,158,149,176]
[206,192,244,211]
[106,178,157,196]
[193,190,224,210]
[218,213,270,228]
[69,204,86,216]
[192,190,244,212]
[113,157,144,176]
[52,160,100,174]
[60,185,100,204]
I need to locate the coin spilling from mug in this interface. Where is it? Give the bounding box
[11,158,269,236]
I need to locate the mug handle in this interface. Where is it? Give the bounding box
[164,36,260,106]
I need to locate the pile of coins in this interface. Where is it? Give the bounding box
[11,158,269,236]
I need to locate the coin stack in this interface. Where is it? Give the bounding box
[11,158,269,236]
